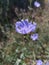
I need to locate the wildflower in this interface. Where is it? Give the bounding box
[34,1,40,7]
[15,19,37,34]
[36,60,43,65]
[30,33,38,41]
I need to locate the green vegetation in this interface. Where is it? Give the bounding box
[0,0,49,65]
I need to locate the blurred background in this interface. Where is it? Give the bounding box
[0,0,49,65]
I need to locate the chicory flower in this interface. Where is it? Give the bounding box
[36,60,43,65]
[31,33,38,41]
[34,1,40,7]
[15,19,37,34]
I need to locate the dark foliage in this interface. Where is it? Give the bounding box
[0,28,8,42]
[7,6,19,21]
[9,0,30,11]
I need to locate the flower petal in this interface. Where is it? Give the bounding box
[34,1,40,7]
[21,19,29,27]
[15,21,24,28]
[36,60,43,65]
[31,33,38,41]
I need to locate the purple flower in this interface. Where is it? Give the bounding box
[15,19,37,34]
[36,60,43,65]
[34,1,40,7]
[30,33,38,41]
